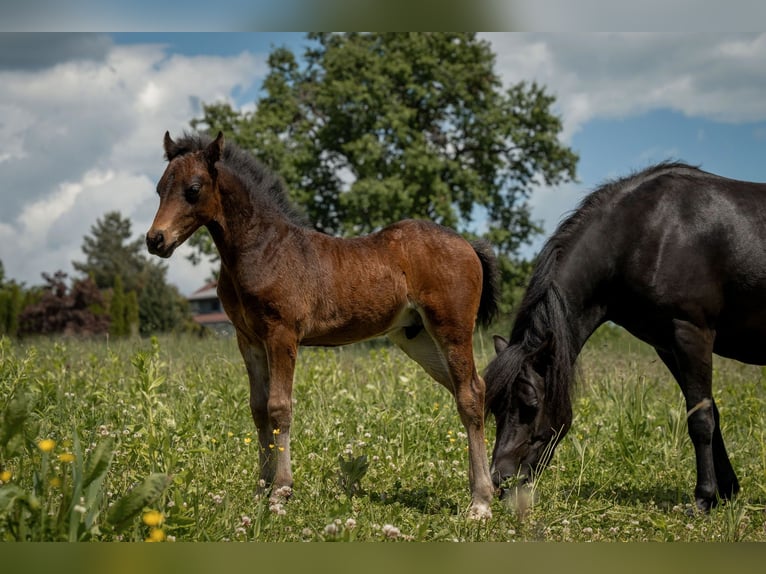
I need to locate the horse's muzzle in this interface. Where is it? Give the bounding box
[146,230,175,258]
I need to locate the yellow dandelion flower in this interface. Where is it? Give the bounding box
[243,437,252,445]
[49,477,62,489]
[278,446,285,452]
[227,431,234,438]
[142,510,164,527]
[0,470,11,483]
[269,443,275,449]
[272,428,281,435]
[145,527,166,542]
[38,439,56,453]
[58,452,75,463]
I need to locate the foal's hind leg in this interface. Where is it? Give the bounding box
[655,346,740,504]
[390,325,494,519]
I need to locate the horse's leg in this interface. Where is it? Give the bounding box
[262,327,298,503]
[656,347,739,503]
[667,319,719,511]
[389,325,493,520]
[235,333,274,488]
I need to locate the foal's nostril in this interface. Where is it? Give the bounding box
[146,230,165,252]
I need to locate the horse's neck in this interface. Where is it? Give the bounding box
[554,237,611,352]
[208,175,296,269]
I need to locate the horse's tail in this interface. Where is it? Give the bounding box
[471,239,500,329]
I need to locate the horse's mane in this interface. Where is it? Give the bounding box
[485,161,700,421]
[166,131,311,228]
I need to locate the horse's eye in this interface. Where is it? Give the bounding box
[185,184,201,203]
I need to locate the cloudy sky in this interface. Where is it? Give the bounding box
[1,32,766,296]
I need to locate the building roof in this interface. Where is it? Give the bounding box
[188,281,218,301]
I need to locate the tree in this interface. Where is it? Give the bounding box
[18,271,109,337]
[73,211,190,335]
[73,211,147,293]
[0,261,35,337]
[109,275,129,337]
[190,33,578,301]
[137,264,189,336]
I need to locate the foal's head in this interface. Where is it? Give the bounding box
[146,131,224,258]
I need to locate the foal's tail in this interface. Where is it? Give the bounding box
[471,239,500,329]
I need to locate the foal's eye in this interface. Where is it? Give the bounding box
[184,184,201,203]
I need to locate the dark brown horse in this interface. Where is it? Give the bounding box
[485,161,766,513]
[146,131,499,519]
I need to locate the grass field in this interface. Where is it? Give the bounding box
[2,325,766,542]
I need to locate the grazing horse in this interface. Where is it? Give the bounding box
[146,131,499,519]
[485,161,766,512]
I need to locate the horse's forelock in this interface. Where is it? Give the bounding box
[484,344,525,417]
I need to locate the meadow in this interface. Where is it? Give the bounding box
[2,325,766,542]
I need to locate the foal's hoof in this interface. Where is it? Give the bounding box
[468,503,492,520]
[269,485,293,504]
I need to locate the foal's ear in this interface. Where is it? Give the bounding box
[163,131,182,160]
[205,131,224,171]
[493,335,509,354]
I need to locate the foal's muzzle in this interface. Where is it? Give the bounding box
[146,229,175,258]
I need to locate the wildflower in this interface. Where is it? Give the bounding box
[345,518,357,530]
[58,452,75,463]
[146,527,166,542]
[142,510,164,527]
[49,477,62,489]
[240,515,252,527]
[0,470,12,483]
[273,485,292,499]
[382,524,401,539]
[324,523,339,536]
[269,502,286,516]
[74,498,87,514]
[272,428,281,435]
[38,439,56,453]
[244,437,252,445]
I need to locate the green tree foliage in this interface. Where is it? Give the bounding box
[72,212,189,335]
[0,262,32,338]
[108,275,128,337]
[73,211,147,293]
[190,33,578,308]
[137,265,189,337]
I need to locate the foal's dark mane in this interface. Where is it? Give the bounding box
[166,132,311,228]
[485,161,702,420]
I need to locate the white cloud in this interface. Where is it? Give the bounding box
[484,33,766,142]
[0,40,265,294]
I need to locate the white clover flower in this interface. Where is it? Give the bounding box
[382,524,400,539]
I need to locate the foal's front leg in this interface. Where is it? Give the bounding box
[236,336,274,489]
[263,328,299,503]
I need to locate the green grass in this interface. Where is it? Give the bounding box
[1,326,766,541]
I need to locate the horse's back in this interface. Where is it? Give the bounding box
[598,168,766,361]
